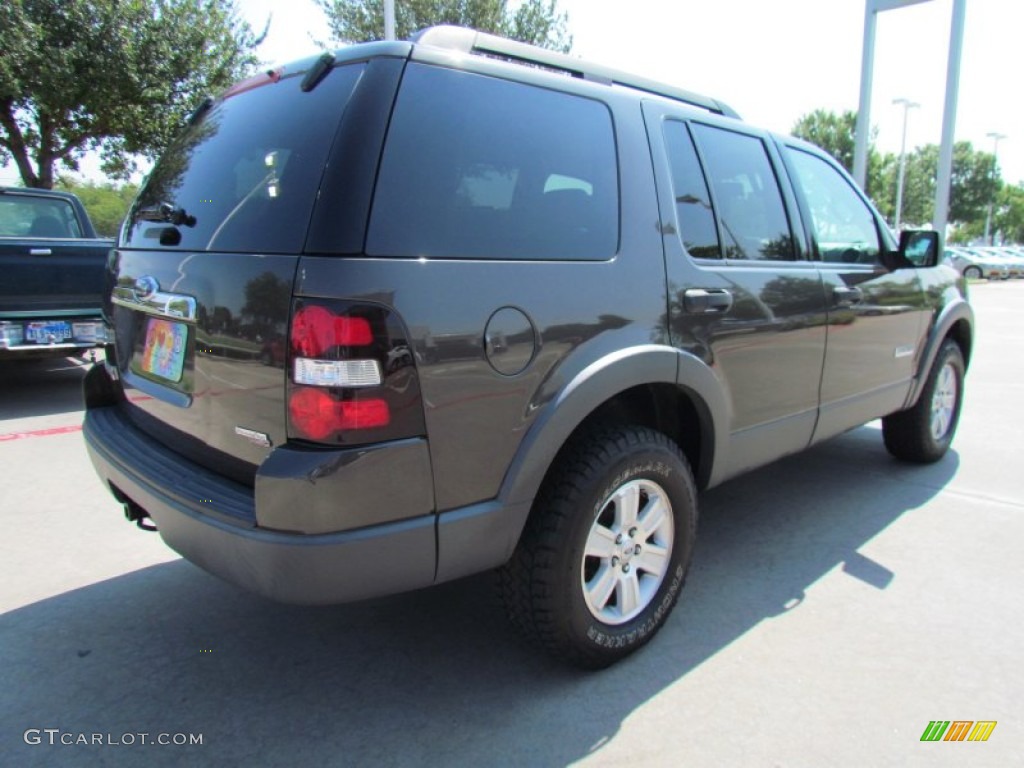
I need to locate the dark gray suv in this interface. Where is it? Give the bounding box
[83,26,973,667]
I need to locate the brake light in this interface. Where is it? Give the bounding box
[289,389,391,439]
[286,299,425,445]
[292,305,373,357]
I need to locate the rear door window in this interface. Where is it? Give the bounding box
[122,64,364,254]
[367,64,619,260]
[662,120,721,259]
[690,123,796,261]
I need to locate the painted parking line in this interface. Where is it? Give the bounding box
[0,425,83,442]
[0,395,154,443]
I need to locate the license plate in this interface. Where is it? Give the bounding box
[72,321,104,343]
[26,321,71,343]
[141,318,187,383]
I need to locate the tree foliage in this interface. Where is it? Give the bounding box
[316,0,572,52]
[878,142,1001,228]
[792,109,1006,234]
[55,176,138,237]
[0,0,260,189]
[791,109,887,202]
[993,183,1024,244]
[792,109,859,172]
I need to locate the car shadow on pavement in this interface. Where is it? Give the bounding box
[0,356,92,422]
[1,425,958,768]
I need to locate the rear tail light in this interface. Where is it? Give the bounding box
[294,358,381,388]
[286,299,424,445]
[289,389,391,439]
[292,305,373,355]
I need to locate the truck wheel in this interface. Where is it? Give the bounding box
[499,425,697,668]
[883,340,964,463]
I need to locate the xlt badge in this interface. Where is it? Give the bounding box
[234,426,271,448]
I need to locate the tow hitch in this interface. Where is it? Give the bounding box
[123,500,157,532]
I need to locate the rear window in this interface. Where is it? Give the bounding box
[122,63,364,253]
[367,64,619,260]
[0,195,83,238]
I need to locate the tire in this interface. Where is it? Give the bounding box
[962,265,982,280]
[883,340,965,463]
[499,424,697,668]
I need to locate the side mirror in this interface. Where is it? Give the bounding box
[898,230,940,268]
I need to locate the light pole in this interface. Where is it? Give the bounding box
[853,0,932,190]
[983,132,1007,245]
[853,0,966,241]
[892,97,919,232]
[384,0,395,40]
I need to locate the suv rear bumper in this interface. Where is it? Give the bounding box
[83,403,437,605]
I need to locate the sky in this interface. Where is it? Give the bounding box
[2,0,1019,188]
[237,0,1023,185]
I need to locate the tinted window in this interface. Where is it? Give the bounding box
[368,64,618,260]
[123,64,364,253]
[690,123,795,261]
[786,148,881,264]
[663,120,721,259]
[0,196,82,238]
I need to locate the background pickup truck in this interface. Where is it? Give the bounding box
[0,187,112,358]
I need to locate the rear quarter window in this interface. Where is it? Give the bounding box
[367,64,619,260]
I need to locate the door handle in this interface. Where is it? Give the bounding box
[684,288,733,314]
[29,248,52,256]
[833,286,863,306]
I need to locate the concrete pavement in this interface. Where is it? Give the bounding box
[1,280,1021,767]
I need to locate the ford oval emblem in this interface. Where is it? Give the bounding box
[134,276,159,300]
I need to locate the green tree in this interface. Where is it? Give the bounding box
[316,0,572,52]
[887,142,1001,229]
[949,142,1001,225]
[0,0,261,189]
[55,176,138,237]
[886,144,936,227]
[793,110,1006,233]
[791,109,888,204]
[792,109,859,171]
[993,182,1024,244]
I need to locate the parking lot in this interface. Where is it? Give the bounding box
[1,280,1021,767]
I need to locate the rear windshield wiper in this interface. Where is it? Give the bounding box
[137,203,196,228]
[187,97,213,126]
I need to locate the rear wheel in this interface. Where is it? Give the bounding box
[962,265,982,279]
[883,340,964,463]
[499,424,697,668]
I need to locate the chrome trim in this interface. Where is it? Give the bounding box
[234,426,272,449]
[133,275,159,299]
[112,286,198,322]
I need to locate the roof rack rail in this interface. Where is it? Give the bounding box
[410,25,740,120]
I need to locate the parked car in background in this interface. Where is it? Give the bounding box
[977,246,1024,278]
[943,246,1007,280]
[0,187,112,358]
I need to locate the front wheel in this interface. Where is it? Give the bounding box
[883,340,965,463]
[499,425,697,668]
